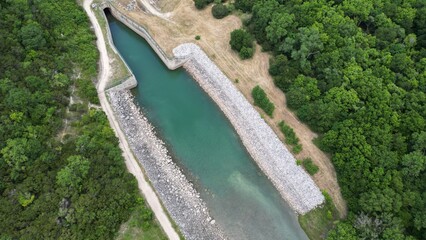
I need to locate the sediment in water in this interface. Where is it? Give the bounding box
[173,43,324,214]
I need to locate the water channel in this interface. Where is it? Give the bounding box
[106,12,308,240]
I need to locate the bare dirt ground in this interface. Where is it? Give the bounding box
[115,0,347,217]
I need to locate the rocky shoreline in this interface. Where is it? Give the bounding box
[173,43,324,214]
[107,89,225,240]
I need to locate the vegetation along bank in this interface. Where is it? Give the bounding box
[0,0,165,239]
[197,0,426,239]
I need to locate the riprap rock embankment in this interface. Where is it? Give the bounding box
[108,89,225,240]
[173,43,324,214]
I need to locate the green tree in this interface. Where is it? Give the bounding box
[414,1,426,48]
[56,155,90,191]
[326,222,357,240]
[234,0,426,238]
[266,12,295,45]
[0,1,148,239]
[321,86,360,122]
[359,187,402,213]
[251,0,280,42]
[286,75,321,109]
[1,138,32,180]
[341,0,373,24]
[19,21,46,50]
[230,28,253,52]
[230,28,255,59]
[239,46,254,59]
[278,121,300,145]
[394,4,417,31]
[282,26,325,72]
[401,151,426,178]
[412,131,426,153]
[269,55,300,91]
[212,4,229,19]
[234,0,255,12]
[194,0,213,10]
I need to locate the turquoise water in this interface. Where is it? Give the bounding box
[106,12,308,240]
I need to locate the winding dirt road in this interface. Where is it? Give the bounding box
[138,0,172,19]
[83,1,180,239]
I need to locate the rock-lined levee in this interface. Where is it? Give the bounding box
[174,43,324,214]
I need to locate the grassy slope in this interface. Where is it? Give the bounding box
[299,191,339,239]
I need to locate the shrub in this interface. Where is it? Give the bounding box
[230,28,253,52]
[239,46,254,59]
[69,103,87,113]
[326,210,333,220]
[76,78,99,104]
[278,121,299,145]
[322,190,333,207]
[18,192,35,207]
[292,144,303,154]
[252,85,275,117]
[234,0,254,12]
[230,29,254,59]
[302,158,319,175]
[212,4,229,19]
[194,0,213,9]
[227,3,236,12]
[195,35,201,40]
[278,121,303,153]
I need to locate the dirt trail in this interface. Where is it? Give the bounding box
[117,0,347,217]
[138,0,172,18]
[83,1,180,239]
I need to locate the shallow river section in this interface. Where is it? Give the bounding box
[107,13,308,240]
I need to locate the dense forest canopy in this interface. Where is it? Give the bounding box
[0,0,142,239]
[232,0,426,239]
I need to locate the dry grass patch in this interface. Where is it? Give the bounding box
[157,0,181,12]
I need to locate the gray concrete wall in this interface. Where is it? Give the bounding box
[103,3,187,70]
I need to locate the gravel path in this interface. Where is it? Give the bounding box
[83,1,181,239]
[173,43,324,214]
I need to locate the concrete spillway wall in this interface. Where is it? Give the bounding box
[97,3,137,90]
[103,3,186,70]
